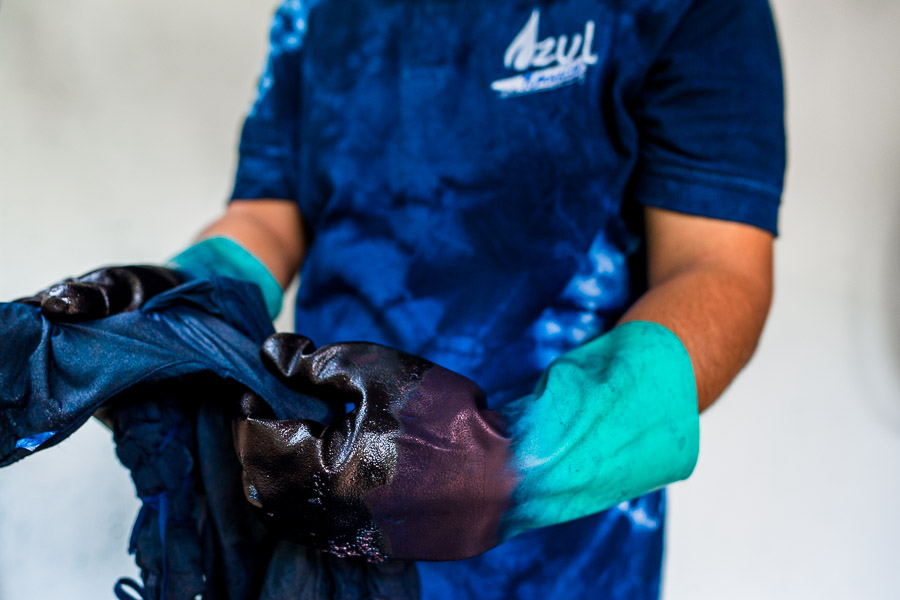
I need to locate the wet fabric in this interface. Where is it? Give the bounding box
[108,377,419,600]
[231,0,785,597]
[0,277,327,467]
[0,278,419,599]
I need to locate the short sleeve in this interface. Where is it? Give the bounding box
[230,1,309,202]
[630,0,786,235]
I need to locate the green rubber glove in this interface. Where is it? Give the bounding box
[499,320,700,540]
[168,237,284,320]
[222,321,697,560]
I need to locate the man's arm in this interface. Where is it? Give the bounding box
[195,199,307,288]
[14,199,306,325]
[620,206,774,412]
[199,201,774,413]
[229,207,768,555]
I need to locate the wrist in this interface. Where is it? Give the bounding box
[501,320,700,539]
[167,237,284,320]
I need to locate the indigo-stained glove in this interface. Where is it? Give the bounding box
[14,236,283,324]
[232,334,516,563]
[233,322,701,563]
[15,265,184,322]
[497,320,700,541]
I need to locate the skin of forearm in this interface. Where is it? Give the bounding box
[195,199,306,288]
[619,207,775,412]
[618,262,772,412]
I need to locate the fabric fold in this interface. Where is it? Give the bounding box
[0,277,330,468]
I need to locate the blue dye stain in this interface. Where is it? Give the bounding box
[531,231,631,369]
[247,485,260,502]
[15,431,57,452]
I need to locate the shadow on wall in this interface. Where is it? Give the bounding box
[850,173,900,436]
[889,197,900,423]
[872,180,900,435]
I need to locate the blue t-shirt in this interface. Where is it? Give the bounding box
[231,1,785,598]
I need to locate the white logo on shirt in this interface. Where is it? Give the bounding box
[491,9,599,98]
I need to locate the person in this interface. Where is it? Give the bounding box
[25,0,785,598]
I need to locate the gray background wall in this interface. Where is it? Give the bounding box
[1,1,899,598]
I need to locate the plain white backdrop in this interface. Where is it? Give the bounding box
[1,1,899,598]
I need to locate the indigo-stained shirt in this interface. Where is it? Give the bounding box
[231,1,786,598]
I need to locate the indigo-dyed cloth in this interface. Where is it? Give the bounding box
[107,377,419,600]
[231,0,785,598]
[0,277,329,467]
[0,278,419,599]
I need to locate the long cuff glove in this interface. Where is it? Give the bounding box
[168,236,283,320]
[14,265,185,322]
[13,237,282,323]
[498,320,700,540]
[232,334,515,563]
[232,321,699,562]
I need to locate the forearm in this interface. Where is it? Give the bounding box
[620,208,774,412]
[620,265,771,412]
[194,199,306,288]
[502,212,773,536]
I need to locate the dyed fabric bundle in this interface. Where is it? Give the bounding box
[0,278,418,599]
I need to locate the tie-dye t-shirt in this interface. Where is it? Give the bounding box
[231,1,785,598]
